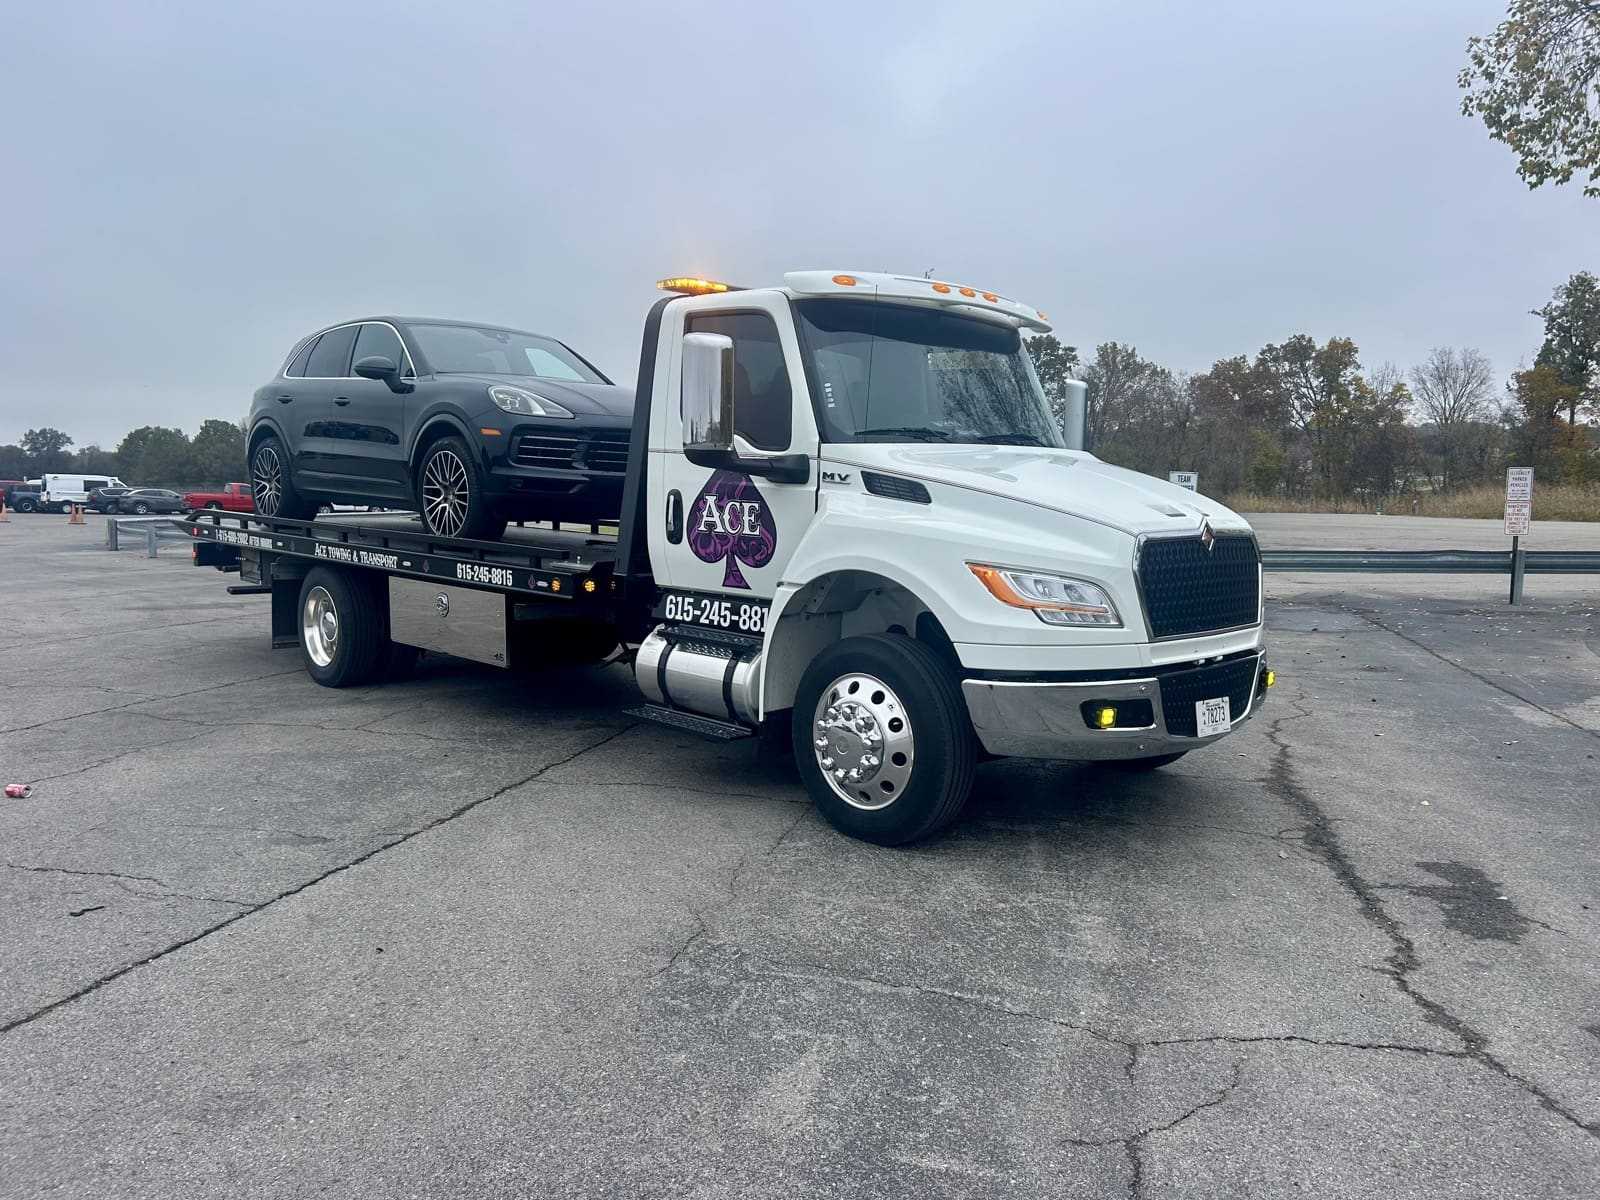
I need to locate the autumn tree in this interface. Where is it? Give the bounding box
[1506,363,1579,474]
[1256,335,1366,496]
[1460,1,1600,195]
[1409,347,1495,488]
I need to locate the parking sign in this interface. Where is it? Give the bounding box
[1504,468,1532,536]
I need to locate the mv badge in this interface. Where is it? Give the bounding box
[1199,520,1216,553]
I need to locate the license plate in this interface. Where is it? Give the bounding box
[1195,696,1231,737]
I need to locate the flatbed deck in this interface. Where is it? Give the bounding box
[185,509,624,604]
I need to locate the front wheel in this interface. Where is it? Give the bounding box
[793,633,975,846]
[131,502,150,514]
[417,436,504,540]
[15,499,35,513]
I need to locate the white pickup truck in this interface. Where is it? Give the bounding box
[192,270,1272,844]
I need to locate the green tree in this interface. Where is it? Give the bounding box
[1256,335,1366,496]
[189,418,247,485]
[1460,1,1600,195]
[1024,334,1081,431]
[21,427,74,473]
[0,444,26,479]
[116,426,196,488]
[71,445,120,476]
[1533,270,1600,423]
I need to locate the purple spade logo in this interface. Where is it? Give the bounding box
[687,470,777,589]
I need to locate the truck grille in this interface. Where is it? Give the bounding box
[1159,654,1261,737]
[1137,533,1260,639]
[512,430,630,474]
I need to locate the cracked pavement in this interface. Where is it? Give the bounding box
[1,513,1598,1198]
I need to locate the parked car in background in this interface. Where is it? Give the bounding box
[182,482,254,512]
[114,488,186,514]
[39,473,127,513]
[86,486,135,512]
[4,481,43,513]
[247,317,633,539]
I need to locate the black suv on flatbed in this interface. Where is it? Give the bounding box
[247,318,633,540]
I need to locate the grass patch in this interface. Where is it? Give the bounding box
[1222,484,1600,522]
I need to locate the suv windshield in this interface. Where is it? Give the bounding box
[409,324,606,383]
[795,299,1064,447]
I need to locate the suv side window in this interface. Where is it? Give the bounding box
[685,312,792,451]
[286,339,316,377]
[352,323,409,376]
[305,326,359,378]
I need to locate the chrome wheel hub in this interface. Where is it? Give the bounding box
[302,586,339,667]
[812,672,915,811]
[421,450,470,537]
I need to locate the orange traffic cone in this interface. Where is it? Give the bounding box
[68,504,86,526]
[0,496,9,522]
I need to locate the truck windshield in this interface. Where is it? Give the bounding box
[409,324,606,383]
[794,299,1064,447]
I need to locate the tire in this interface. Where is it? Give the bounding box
[793,633,976,846]
[416,436,503,540]
[1105,752,1188,772]
[251,433,317,520]
[206,502,221,510]
[15,498,35,513]
[132,502,150,514]
[297,567,386,687]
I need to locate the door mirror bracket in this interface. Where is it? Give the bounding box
[354,354,414,393]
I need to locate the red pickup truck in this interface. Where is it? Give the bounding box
[182,482,254,512]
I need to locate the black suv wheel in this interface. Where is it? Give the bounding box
[417,436,505,540]
[251,434,317,520]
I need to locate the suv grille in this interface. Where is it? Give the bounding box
[1159,655,1261,737]
[1138,533,1260,639]
[512,429,630,474]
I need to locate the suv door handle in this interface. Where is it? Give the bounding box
[333,397,351,406]
[275,394,294,404]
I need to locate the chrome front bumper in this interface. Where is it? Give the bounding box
[961,651,1267,761]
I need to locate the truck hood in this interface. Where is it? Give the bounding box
[823,444,1252,537]
[437,374,635,420]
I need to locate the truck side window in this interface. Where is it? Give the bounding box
[686,312,792,452]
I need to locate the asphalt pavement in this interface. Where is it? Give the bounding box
[1,511,1597,1198]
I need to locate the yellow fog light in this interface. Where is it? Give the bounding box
[583,578,597,593]
[1094,706,1117,729]
[1265,669,1277,688]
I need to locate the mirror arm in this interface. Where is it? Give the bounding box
[684,447,810,485]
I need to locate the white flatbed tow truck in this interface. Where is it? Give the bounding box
[191,271,1273,844]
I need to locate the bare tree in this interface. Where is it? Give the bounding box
[1409,347,1494,489]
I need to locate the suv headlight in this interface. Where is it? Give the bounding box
[488,385,574,419]
[967,563,1122,627]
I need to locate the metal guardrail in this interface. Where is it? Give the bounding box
[1263,547,1600,605]
[1262,549,1600,573]
[105,516,194,558]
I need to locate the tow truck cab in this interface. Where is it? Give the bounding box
[623,271,1271,841]
[193,269,1271,845]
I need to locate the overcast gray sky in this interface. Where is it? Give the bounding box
[2,0,1594,448]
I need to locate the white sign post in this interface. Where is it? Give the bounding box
[1169,471,1198,492]
[1505,467,1532,604]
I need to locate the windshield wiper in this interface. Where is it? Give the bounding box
[852,427,954,442]
[972,432,1051,446]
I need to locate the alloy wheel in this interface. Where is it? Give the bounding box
[253,446,283,515]
[421,449,470,537]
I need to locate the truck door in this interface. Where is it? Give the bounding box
[652,296,816,629]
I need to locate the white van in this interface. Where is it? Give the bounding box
[39,474,127,513]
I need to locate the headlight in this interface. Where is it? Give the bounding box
[488,385,574,419]
[967,563,1122,627]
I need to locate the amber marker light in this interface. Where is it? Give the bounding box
[931,282,952,293]
[657,276,733,295]
[831,274,858,286]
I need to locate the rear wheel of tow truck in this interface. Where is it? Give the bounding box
[252,434,317,520]
[297,567,386,687]
[793,633,976,846]
[417,436,505,541]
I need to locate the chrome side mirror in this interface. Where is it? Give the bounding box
[681,332,734,453]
